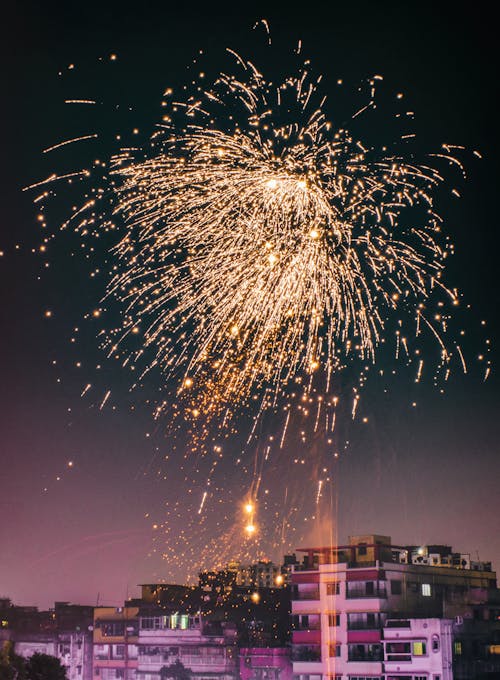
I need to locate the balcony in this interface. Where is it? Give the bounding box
[294,589,320,601]
[347,646,383,662]
[346,586,387,599]
[291,646,321,662]
[292,631,321,645]
[385,619,411,628]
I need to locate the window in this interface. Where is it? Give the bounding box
[454,641,462,655]
[328,613,340,627]
[101,622,125,637]
[391,580,402,595]
[412,641,427,656]
[421,583,431,597]
[432,634,440,652]
[328,643,341,657]
[326,582,340,596]
[348,612,380,630]
[358,544,367,556]
[385,642,411,661]
[348,643,382,662]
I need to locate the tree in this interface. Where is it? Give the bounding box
[0,641,26,680]
[25,654,66,680]
[160,660,191,680]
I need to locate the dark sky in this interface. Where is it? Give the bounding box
[1,1,499,609]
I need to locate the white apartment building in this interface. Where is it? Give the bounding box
[383,618,453,680]
[15,631,92,680]
[137,611,237,680]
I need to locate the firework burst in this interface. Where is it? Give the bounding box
[105,53,459,423]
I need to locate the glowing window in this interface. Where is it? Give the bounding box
[421,583,431,597]
[412,641,427,656]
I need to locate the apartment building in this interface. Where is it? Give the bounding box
[93,606,139,680]
[136,609,237,679]
[291,534,497,680]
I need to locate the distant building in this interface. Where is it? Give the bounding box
[199,556,297,594]
[0,600,93,680]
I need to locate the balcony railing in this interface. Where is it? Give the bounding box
[347,620,382,630]
[346,586,387,599]
[180,655,227,666]
[386,653,411,662]
[295,589,320,601]
[385,619,411,628]
[347,649,383,662]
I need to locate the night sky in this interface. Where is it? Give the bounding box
[1,2,499,609]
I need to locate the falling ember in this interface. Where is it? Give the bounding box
[316,479,323,505]
[99,390,111,410]
[81,383,92,397]
[198,490,208,514]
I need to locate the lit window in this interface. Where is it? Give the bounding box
[421,583,431,597]
[412,641,427,656]
[454,641,462,655]
[328,613,340,627]
[328,643,341,657]
[326,582,340,596]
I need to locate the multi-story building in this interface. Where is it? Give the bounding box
[93,605,139,680]
[0,600,93,680]
[291,533,497,680]
[137,609,237,679]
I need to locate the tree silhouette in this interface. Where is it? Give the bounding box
[25,654,66,680]
[0,641,26,680]
[160,659,191,680]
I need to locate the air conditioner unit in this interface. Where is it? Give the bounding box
[455,616,463,625]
